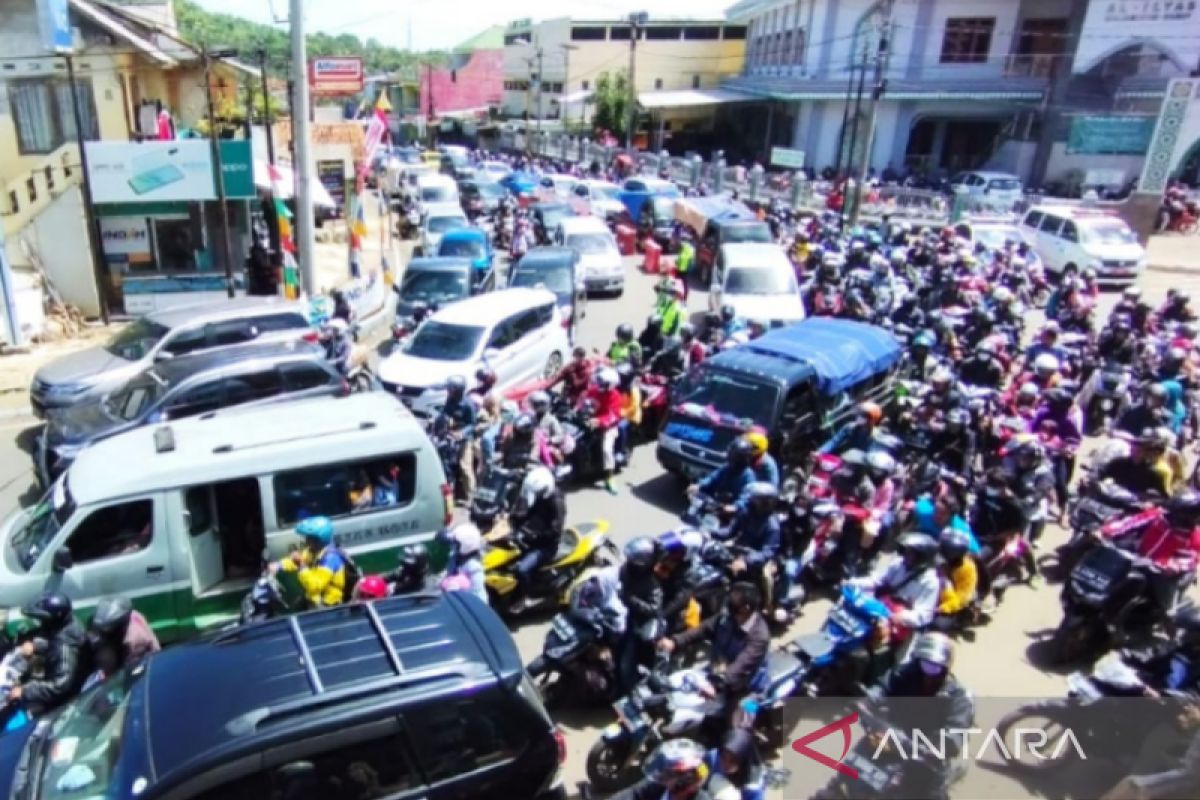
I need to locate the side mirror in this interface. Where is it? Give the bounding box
[51,547,73,574]
[483,347,501,361]
[153,350,174,362]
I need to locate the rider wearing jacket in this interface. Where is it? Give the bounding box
[819,401,884,455]
[584,368,625,495]
[1109,491,1200,613]
[694,439,758,508]
[86,595,160,678]
[935,529,978,622]
[277,516,348,607]
[13,593,89,717]
[433,375,479,499]
[618,537,664,692]
[744,431,780,488]
[510,467,567,609]
[850,532,942,630]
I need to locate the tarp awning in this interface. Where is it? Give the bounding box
[637,88,751,110]
[673,196,755,232]
[69,0,177,66]
[722,76,1045,103]
[742,318,902,396]
[254,161,337,208]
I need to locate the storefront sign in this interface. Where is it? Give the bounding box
[1076,2,1200,74]
[219,141,255,199]
[36,0,72,54]
[310,57,364,95]
[317,160,347,210]
[1066,116,1156,155]
[1103,1,1196,22]
[770,147,806,169]
[86,141,215,203]
[98,217,151,259]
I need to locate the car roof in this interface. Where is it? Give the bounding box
[417,173,457,186]
[440,227,486,241]
[1028,205,1125,223]
[404,257,474,273]
[424,202,467,218]
[150,340,326,386]
[970,171,1020,180]
[146,592,521,783]
[146,297,306,330]
[533,201,571,211]
[720,242,791,270]
[431,287,557,326]
[518,246,576,267]
[558,216,609,234]
[66,393,422,505]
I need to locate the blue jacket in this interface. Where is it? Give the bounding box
[699,464,756,504]
[913,497,981,555]
[727,510,780,568]
[819,422,875,455]
[753,453,780,488]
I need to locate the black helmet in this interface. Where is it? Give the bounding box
[398,544,429,577]
[939,528,971,561]
[89,595,133,638]
[721,304,736,323]
[1166,490,1200,530]
[475,366,497,388]
[616,323,634,342]
[1174,606,1200,651]
[513,413,536,437]
[679,322,695,342]
[1045,387,1073,409]
[22,592,73,628]
[445,374,468,396]
[728,437,756,466]
[1164,347,1187,372]
[624,536,658,570]
[897,533,938,566]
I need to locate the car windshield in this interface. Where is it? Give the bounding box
[104,318,168,361]
[404,321,484,361]
[422,187,455,203]
[568,233,614,255]
[439,238,484,258]
[539,207,570,228]
[36,667,139,800]
[723,224,772,244]
[512,263,573,296]
[988,178,1021,191]
[428,215,468,233]
[401,271,469,302]
[12,477,75,571]
[726,267,796,294]
[675,370,779,428]
[651,197,676,221]
[104,372,166,422]
[1082,221,1137,245]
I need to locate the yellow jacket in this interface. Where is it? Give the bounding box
[621,386,643,426]
[280,545,347,607]
[938,557,978,615]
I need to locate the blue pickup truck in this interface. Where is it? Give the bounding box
[618,176,680,223]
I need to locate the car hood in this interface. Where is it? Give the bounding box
[34,346,131,387]
[579,252,622,274]
[378,353,470,388]
[45,399,127,446]
[1088,242,1145,261]
[727,293,806,322]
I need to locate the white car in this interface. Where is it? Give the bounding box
[555,216,624,295]
[953,217,1044,271]
[949,170,1024,210]
[570,179,626,221]
[419,202,470,256]
[378,288,569,417]
[1020,205,1146,284]
[708,243,805,326]
[480,160,512,182]
[536,173,580,203]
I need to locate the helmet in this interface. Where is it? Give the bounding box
[744,431,769,458]
[1033,353,1060,375]
[397,544,429,578]
[1164,347,1188,370]
[1174,606,1200,651]
[521,466,556,504]
[356,575,389,600]
[475,365,497,388]
[890,248,907,265]
[679,322,696,341]
[1111,314,1132,332]
[728,437,756,466]
[643,739,709,790]
[991,287,1014,305]
[595,368,619,390]
[1166,491,1200,530]
[297,515,334,546]
[930,367,953,387]
[1041,321,1061,336]
[1082,266,1097,280]
[1045,387,1072,409]
[939,528,971,561]
[528,390,551,413]
[445,374,468,395]
[870,253,889,272]
[657,529,689,559]
[897,533,939,566]
[22,592,73,628]
[865,450,895,478]
[857,401,883,426]
[616,323,634,342]
[89,596,133,638]
[747,481,778,505]
[450,522,483,557]
[1011,435,1044,461]
[1123,286,1142,301]
[907,632,955,672]
[499,399,519,423]
[512,413,535,437]
[947,408,969,428]
[721,304,737,323]
[1147,383,1169,403]
[624,536,659,570]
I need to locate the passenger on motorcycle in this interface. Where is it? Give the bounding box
[616,362,643,458]
[1001,436,1055,578]
[930,407,977,476]
[744,431,779,488]
[11,593,89,717]
[692,439,758,510]
[275,516,348,608]
[611,738,723,800]
[609,323,644,366]
[958,339,1005,390]
[705,729,766,800]
[934,529,978,628]
[509,467,567,611]
[1109,491,1200,614]
[1099,431,1172,498]
[1030,388,1084,511]
[1122,605,1200,699]
[552,346,595,405]
[1118,383,1174,438]
[86,596,160,678]
[1023,324,1070,373]
[442,523,488,603]
[724,483,782,591]
[657,529,705,632]
[618,537,664,692]
[819,401,884,455]
[584,368,625,495]
[528,390,566,453]
[849,532,942,631]
[433,374,478,500]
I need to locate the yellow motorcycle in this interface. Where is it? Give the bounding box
[483,520,620,616]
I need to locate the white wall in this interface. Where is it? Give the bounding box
[21,186,100,317]
[1073,1,1200,74]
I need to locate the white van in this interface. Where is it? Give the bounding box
[1020,205,1146,284]
[416,173,460,205]
[708,243,806,326]
[0,393,449,640]
[555,215,625,295]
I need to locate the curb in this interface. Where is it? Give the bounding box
[1148,263,1200,275]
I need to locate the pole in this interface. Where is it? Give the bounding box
[426,61,435,146]
[258,48,276,166]
[841,47,868,229]
[561,44,573,127]
[204,53,237,298]
[625,12,647,150]
[65,55,109,324]
[289,0,316,294]
[849,1,893,227]
[535,46,544,148]
[833,46,859,179]
[243,79,254,140]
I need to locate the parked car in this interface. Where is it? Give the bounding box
[554,215,624,296]
[459,178,507,218]
[508,246,587,341]
[949,170,1024,210]
[30,298,312,419]
[708,243,806,327]
[569,179,626,222]
[1020,205,1146,284]
[394,257,495,319]
[436,227,496,281]
[531,201,575,244]
[419,202,471,256]
[536,173,580,203]
[0,592,567,800]
[500,171,539,199]
[37,339,343,484]
[379,288,569,417]
[480,160,513,182]
[617,176,679,223]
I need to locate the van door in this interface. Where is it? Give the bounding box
[483,316,522,386]
[181,486,224,596]
[1037,214,1067,273]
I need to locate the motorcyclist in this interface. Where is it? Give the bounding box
[509,466,567,611]
[1001,436,1056,580]
[609,323,644,366]
[723,483,782,610]
[616,362,643,460]
[275,516,349,608]
[1117,383,1174,437]
[678,322,707,369]
[970,467,1028,598]
[1099,431,1172,498]
[1110,491,1200,614]
[85,596,160,678]
[917,367,966,422]
[1024,352,1064,393]
[1157,290,1196,326]
[656,529,704,633]
[497,412,543,470]
[638,313,666,362]
[320,317,354,376]
[610,738,726,800]
[583,367,624,495]
[1023,323,1069,372]
[528,390,566,455]
[901,330,938,382]
[744,431,779,488]
[930,407,977,476]
[818,401,883,455]
[618,536,664,692]
[705,729,765,800]
[958,339,1005,390]
[432,374,478,500]
[717,303,747,342]
[692,439,758,511]
[551,346,594,405]
[660,282,687,337]
[934,529,978,629]
[850,532,942,635]
[11,593,89,717]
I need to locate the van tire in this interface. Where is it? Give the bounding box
[543,352,563,379]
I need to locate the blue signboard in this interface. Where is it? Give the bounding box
[1067,116,1156,155]
[37,0,73,54]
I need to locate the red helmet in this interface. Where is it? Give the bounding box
[356,575,389,600]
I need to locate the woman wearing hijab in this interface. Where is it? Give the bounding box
[705,729,765,800]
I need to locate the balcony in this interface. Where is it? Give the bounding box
[1005,54,1058,78]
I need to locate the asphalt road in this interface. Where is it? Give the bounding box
[2,255,1200,797]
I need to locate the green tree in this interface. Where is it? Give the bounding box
[591,70,629,139]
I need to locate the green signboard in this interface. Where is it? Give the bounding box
[1067,116,1156,155]
[218,140,254,199]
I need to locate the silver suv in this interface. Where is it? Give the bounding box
[31,298,311,418]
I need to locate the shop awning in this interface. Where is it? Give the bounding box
[637,87,752,110]
[69,0,177,67]
[254,162,337,208]
[722,76,1045,103]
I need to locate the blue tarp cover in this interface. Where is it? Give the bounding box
[673,196,755,231]
[739,318,902,396]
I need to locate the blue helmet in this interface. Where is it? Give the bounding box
[297,515,334,546]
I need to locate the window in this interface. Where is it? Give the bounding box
[274,453,417,524]
[487,318,520,350]
[65,499,153,564]
[162,326,209,356]
[255,312,308,333]
[1038,214,1064,235]
[282,362,336,392]
[1023,210,1044,229]
[165,381,223,418]
[208,320,257,346]
[940,17,995,64]
[8,78,99,155]
[1059,220,1079,243]
[185,486,214,535]
[223,370,283,405]
[406,692,522,783]
[654,78,664,89]
[571,26,606,41]
[610,25,632,41]
[684,26,720,40]
[646,26,682,40]
[723,25,747,40]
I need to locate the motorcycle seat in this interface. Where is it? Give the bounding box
[550,530,581,565]
[789,632,836,663]
[764,649,804,688]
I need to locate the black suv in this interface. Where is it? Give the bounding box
[0,594,565,800]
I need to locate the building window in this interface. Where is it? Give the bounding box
[684,26,720,40]
[8,78,99,155]
[610,25,632,41]
[723,25,747,40]
[646,26,682,40]
[581,80,589,90]
[654,78,663,89]
[692,74,701,88]
[940,17,995,64]
[571,26,606,41]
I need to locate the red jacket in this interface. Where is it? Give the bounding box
[583,386,623,430]
[1111,511,1200,574]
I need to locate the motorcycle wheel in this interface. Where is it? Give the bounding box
[585,735,641,794]
[994,702,1080,773]
[1051,615,1103,665]
[351,370,375,394]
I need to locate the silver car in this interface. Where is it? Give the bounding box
[30,298,311,418]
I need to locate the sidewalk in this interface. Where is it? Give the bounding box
[1147,233,1200,274]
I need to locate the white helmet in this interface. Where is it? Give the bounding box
[1033,353,1060,374]
[890,248,907,265]
[1018,381,1040,401]
[450,523,482,556]
[595,368,619,390]
[328,317,349,334]
[870,253,889,272]
[521,466,556,506]
[991,287,1014,305]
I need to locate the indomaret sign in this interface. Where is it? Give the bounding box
[309,57,364,96]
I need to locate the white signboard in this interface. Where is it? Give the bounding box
[98,217,151,256]
[770,146,806,169]
[1074,1,1200,74]
[85,141,215,203]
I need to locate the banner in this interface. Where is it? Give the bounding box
[98,217,151,259]
[86,141,215,203]
[218,141,255,199]
[37,0,72,54]
[1066,116,1156,155]
[770,146,807,169]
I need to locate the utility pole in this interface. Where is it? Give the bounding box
[257,47,282,274]
[841,44,868,230]
[289,0,315,294]
[849,0,893,227]
[203,51,237,298]
[64,55,109,323]
[243,79,254,140]
[833,43,862,180]
[625,11,648,150]
[534,45,544,149]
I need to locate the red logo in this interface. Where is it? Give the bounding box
[791,710,859,778]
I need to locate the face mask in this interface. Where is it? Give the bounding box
[919,659,946,677]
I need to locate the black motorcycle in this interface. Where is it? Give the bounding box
[1084,361,1132,435]
[1058,481,1144,576]
[526,608,619,709]
[469,464,524,532]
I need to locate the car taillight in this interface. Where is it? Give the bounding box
[302,331,320,343]
[442,482,454,525]
[553,726,566,764]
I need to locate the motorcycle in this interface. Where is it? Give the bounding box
[526,605,619,709]
[482,520,620,616]
[239,571,289,625]
[1085,362,1132,435]
[1059,481,1147,576]
[786,584,893,697]
[469,463,525,532]
[391,300,437,346]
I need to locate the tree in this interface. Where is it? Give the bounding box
[591,70,629,140]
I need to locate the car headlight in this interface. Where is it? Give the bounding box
[45,382,89,397]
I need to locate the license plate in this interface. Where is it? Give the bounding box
[847,754,890,791]
[476,488,497,502]
[552,615,574,639]
[827,604,861,633]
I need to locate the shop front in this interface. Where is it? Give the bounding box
[85,139,256,315]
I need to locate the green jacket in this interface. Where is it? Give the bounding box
[661,299,684,336]
[677,241,694,274]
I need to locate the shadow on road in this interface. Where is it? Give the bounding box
[1023,630,1077,675]
[628,472,685,515]
[15,424,38,456]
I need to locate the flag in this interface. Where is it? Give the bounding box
[269,163,301,298]
[361,107,388,178]
[375,90,392,113]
